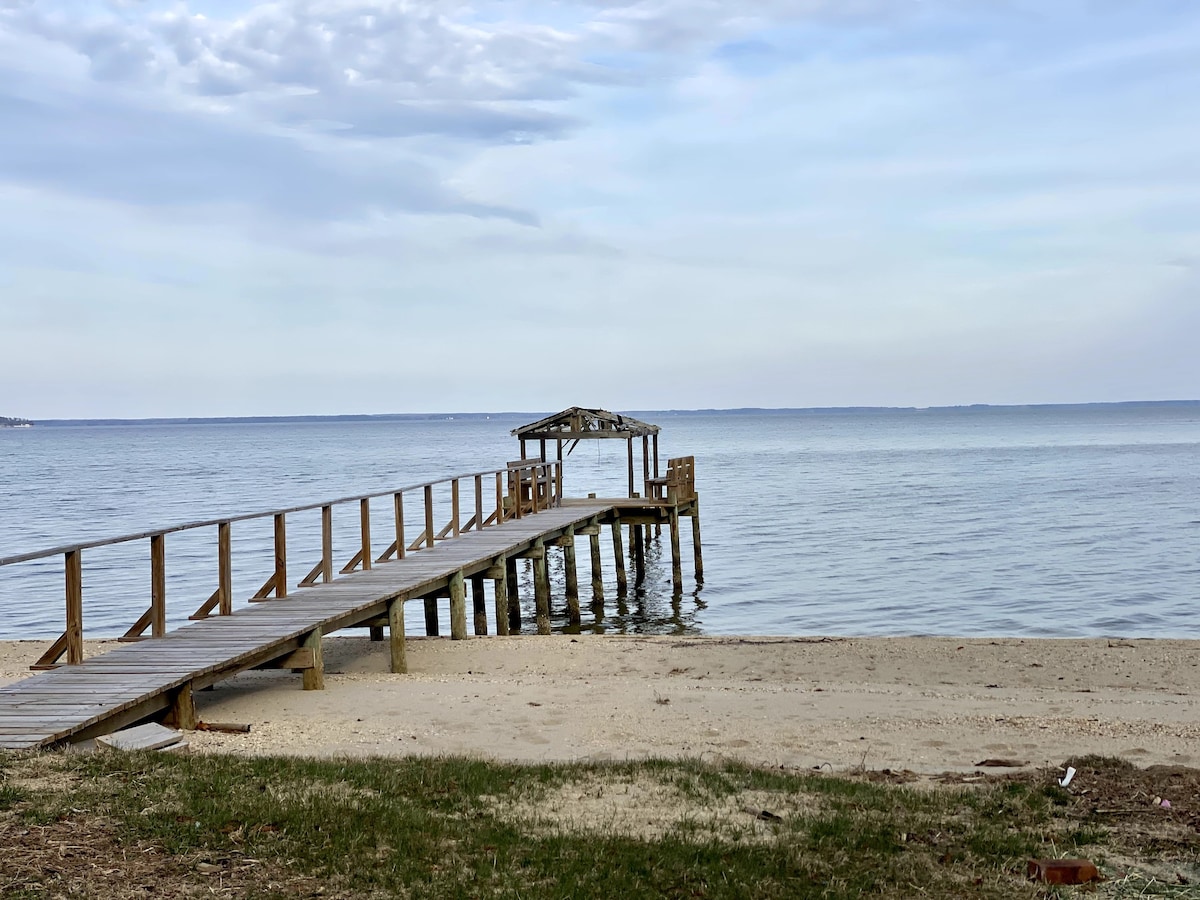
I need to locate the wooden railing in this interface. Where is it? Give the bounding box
[0,460,561,669]
[647,456,696,504]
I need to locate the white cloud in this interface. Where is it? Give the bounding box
[1,0,1199,415]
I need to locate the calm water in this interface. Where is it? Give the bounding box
[1,405,1198,639]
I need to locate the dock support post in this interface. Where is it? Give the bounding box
[301,628,324,691]
[506,557,521,632]
[166,681,197,730]
[424,596,439,636]
[589,530,604,602]
[610,521,627,594]
[369,624,384,642]
[669,508,683,592]
[562,529,580,625]
[632,524,645,585]
[388,597,407,674]
[449,571,467,640]
[471,575,488,635]
[493,561,510,636]
[533,544,551,635]
[691,500,704,582]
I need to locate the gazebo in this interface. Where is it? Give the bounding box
[511,407,662,499]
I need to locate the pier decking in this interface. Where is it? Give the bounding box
[0,409,702,750]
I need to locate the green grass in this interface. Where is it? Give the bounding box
[0,752,1196,899]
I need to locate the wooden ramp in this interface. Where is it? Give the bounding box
[0,503,612,750]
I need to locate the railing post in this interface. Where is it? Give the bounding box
[451,479,460,537]
[474,474,483,532]
[65,549,83,664]
[424,484,435,549]
[321,505,334,583]
[360,498,372,571]
[531,465,540,514]
[150,533,166,638]
[494,471,504,525]
[274,513,287,598]
[394,492,405,560]
[218,521,232,615]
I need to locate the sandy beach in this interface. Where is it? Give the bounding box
[1,635,1196,773]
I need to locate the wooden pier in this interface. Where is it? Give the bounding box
[0,409,701,750]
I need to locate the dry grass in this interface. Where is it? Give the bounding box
[0,750,1196,898]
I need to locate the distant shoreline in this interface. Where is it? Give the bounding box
[16,399,1200,428]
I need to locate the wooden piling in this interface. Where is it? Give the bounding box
[492,562,510,636]
[301,628,324,691]
[562,528,580,625]
[669,507,683,592]
[167,682,197,730]
[589,529,604,602]
[533,544,550,635]
[388,597,407,674]
[506,557,521,632]
[691,500,704,581]
[610,521,627,593]
[424,596,439,636]
[449,570,467,640]
[471,575,488,635]
[632,523,645,585]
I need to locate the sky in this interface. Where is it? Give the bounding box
[1,0,1198,418]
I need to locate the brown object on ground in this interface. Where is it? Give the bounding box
[195,722,252,734]
[1027,859,1101,885]
[975,758,1029,767]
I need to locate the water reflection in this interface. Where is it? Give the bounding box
[515,534,705,636]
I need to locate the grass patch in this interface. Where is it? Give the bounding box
[0,752,1196,898]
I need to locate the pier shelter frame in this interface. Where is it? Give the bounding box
[512,407,661,500]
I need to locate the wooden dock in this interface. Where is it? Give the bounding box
[0,409,702,750]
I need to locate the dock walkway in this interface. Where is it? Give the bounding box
[0,502,611,749]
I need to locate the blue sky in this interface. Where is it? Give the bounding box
[1,0,1197,417]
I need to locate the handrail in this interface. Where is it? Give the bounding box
[2,459,562,669]
[0,460,551,567]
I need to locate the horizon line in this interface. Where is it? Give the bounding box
[11,398,1200,426]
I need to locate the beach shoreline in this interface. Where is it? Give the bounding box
[1,635,1196,773]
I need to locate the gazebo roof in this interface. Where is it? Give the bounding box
[512,407,660,440]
